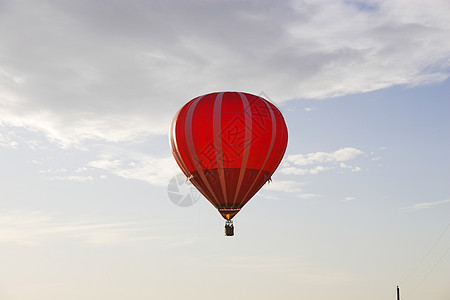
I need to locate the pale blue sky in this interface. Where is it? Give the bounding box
[0,1,449,299]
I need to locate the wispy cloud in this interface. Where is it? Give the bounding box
[0,211,192,248]
[0,131,18,149]
[38,166,99,182]
[339,163,361,172]
[262,180,302,193]
[4,131,178,187]
[402,198,450,211]
[52,175,94,182]
[88,151,179,186]
[343,196,356,202]
[261,180,322,199]
[304,106,316,112]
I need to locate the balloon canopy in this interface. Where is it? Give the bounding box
[170,92,288,229]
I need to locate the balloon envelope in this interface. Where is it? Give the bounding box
[170,92,288,220]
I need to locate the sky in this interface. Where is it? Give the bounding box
[0,0,449,299]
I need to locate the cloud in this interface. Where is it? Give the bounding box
[343,196,356,202]
[52,175,94,182]
[259,194,282,201]
[88,151,179,186]
[262,180,322,199]
[263,180,304,194]
[281,147,364,175]
[333,148,365,161]
[339,163,362,172]
[280,167,310,175]
[287,147,364,166]
[37,167,96,182]
[2,127,178,187]
[0,211,193,248]
[402,198,450,211]
[0,131,18,149]
[298,193,322,199]
[0,211,151,247]
[309,165,332,174]
[0,0,449,146]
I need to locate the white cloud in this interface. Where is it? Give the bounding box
[333,148,364,161]
[0,67,25,84]
[351,166,361,172]
[0,131,18,149]
[75,166,89,173]
[263,180,303,194]
[339,162,351,169]
[38,168,68,174]
[279,167,310,175]
[0,0,449,146]
[282,147,364,175]
[52,175,94,182]
[287,147,364,166]
[402,198,450,211]
[259,194,281,201]
[343,197,356,202]
[262,180,322,199]
[309,165,331,174]
[88,152,179,186]
[339,163,362,172]
[89,159,122,170]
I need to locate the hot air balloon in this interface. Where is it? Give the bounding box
[169,92,288,236]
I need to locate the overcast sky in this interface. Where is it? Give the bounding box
[0,1,449,300]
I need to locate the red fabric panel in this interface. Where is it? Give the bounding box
[170,92,288,220]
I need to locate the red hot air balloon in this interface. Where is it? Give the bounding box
[170,92,288,236]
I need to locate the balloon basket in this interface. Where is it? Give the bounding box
[225,220,234,236]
